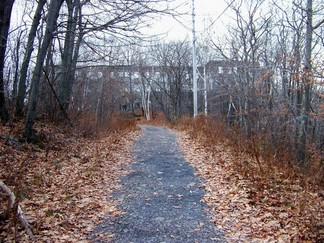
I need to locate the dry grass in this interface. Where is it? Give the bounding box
[173,114,323,186]
[71,112,137,137]
[172,114,324,242]
[136,112,170,128]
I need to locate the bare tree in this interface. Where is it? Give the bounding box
[24,0,64,138]
[59,0,81,113]
[15,0,47,118]
[57,0,176,116]
[206,0,323,165]
[136,53,153,121]
[150,40,191,119]
[0,0,15,123]
[297,0,323,163]
[8,28,25,116]
[210,0,271,137]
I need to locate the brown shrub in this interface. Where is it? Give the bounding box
[173,113,324,188]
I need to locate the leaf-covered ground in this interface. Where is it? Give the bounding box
[0,121,140,242]
[177,131,324,242]
[1,120,323,242]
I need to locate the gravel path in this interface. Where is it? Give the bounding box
[89,125,224,242]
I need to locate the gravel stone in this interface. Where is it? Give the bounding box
[89,125,224,242]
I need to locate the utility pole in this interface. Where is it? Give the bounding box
[204,64,207,115]
[192,0,198,117]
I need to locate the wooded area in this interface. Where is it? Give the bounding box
[0,0,323,241]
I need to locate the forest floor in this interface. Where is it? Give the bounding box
[178,130,324,242]
[172,114,324,242]
[0,120,323,242]
[0,120,140,242]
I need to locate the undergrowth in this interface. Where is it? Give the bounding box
[171,114,324,241]
[172,114,323,188]
[73,112,138,137]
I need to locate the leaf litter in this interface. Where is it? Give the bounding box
[1,119,323,242]
[177,131,324,242]
[0,121,140,242]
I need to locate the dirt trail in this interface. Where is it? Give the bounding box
[89,125,224,242]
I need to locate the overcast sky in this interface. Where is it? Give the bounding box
[144,0,229,41]
[10,0,230,42]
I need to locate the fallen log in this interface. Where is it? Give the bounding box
[0,180,34,239]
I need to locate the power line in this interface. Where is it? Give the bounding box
[178,0,236,34]
[204,0,236,32]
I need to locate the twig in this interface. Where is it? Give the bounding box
[0,180,34,239]
[251,136,264,175]
[42,68,73,127]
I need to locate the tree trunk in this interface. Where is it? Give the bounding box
[95,78,104,128]
[59,0,78,113]
[0,180,34,239]
[15,0,46,118]
[24,0,64,138]
[11,30,23,116]
[297,0,313,164]
[0,0,15,123]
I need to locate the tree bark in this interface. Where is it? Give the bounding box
[59,0,78,113]
[297,0,313,163]
[11,30,23,115]
[0,0,15,123]
[24,0,64,138]
[15,0,46,118]
[0,180,34,239]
